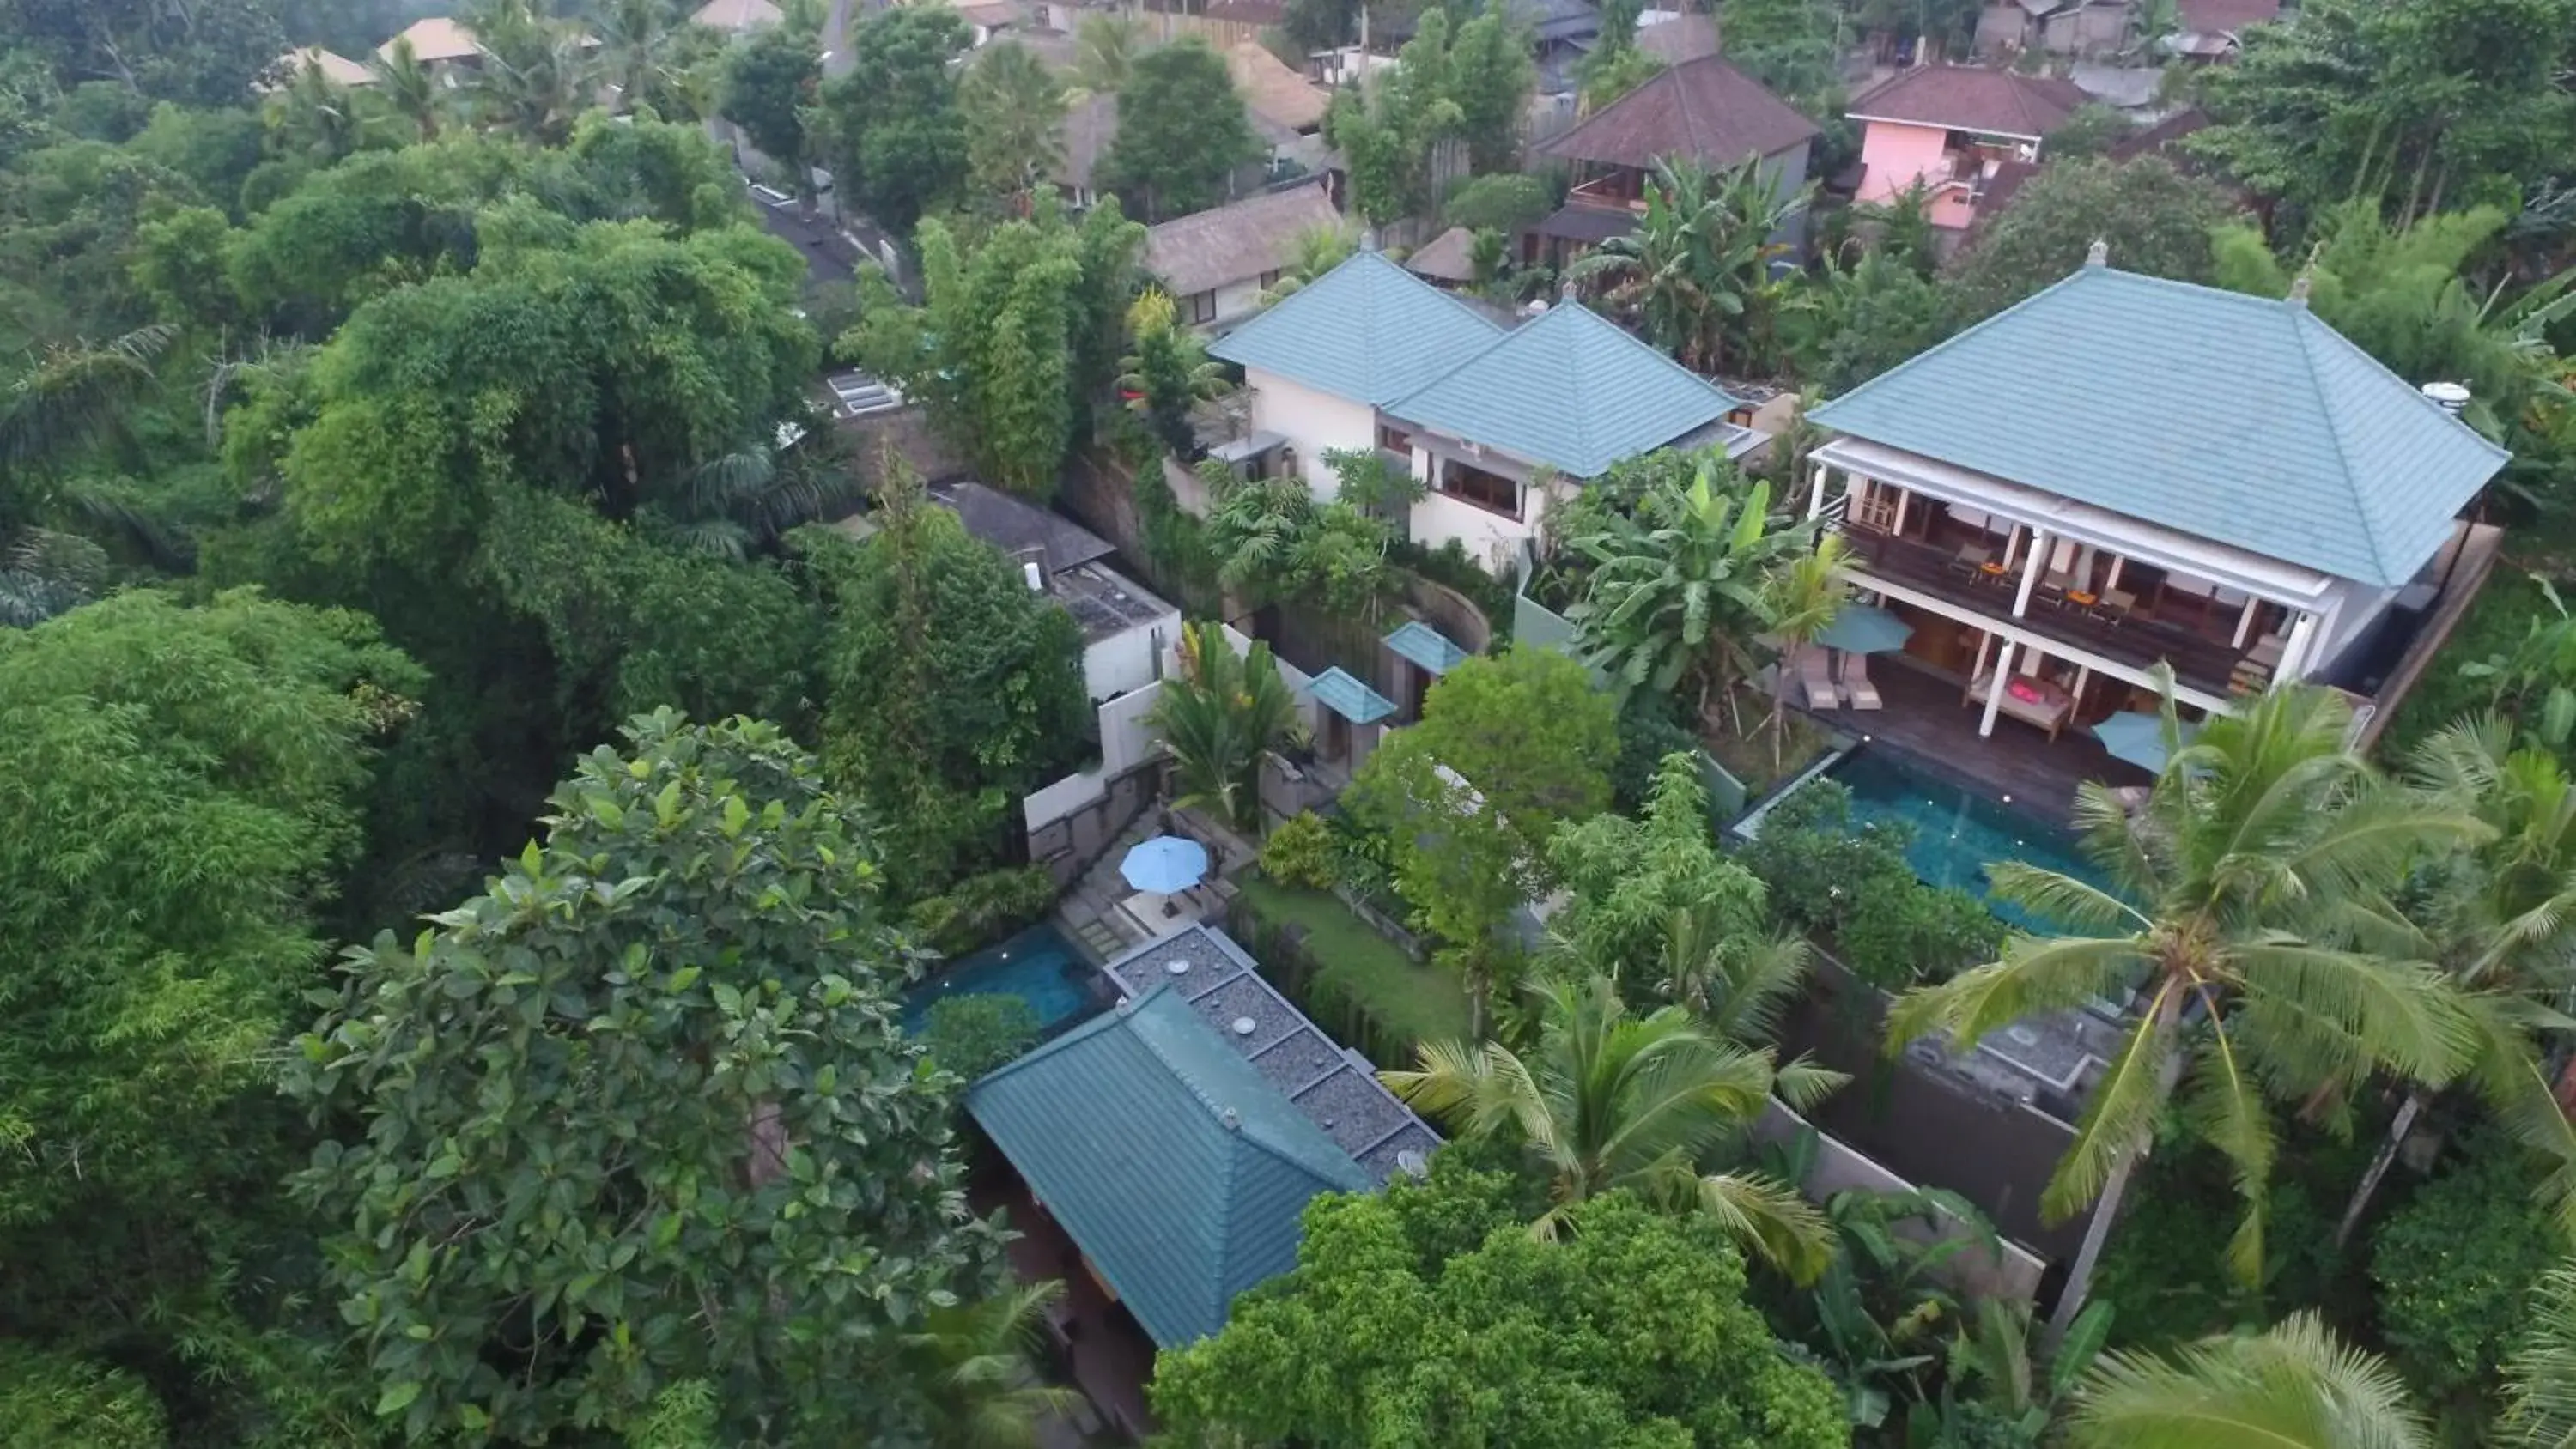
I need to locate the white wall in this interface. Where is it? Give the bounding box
[1208,277,1267,331]
[1245,367,1379,501]
[1098,679,1166,776]
[1406,445,1571,576]
[1078,583,1182,701]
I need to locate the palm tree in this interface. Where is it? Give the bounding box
[1072,13,1143,94]
[1567,456,1817,733]
[906,1280,1084,1449]
[1147,621,1298,836]
[960,41,1067,213]
[368,36,445,142]
[272,54,374,158]
[1202,475,1313,609]
[1258,224,1358,306]
[2506,1260,2576,1447]
[465,0,594,144]
[1759,532,1848,767]
[595,0,687,117]
[2067,1313,2432,1449]
[2329,717,2576,1246]
[1382,974,1844,1279]
[1569,156,1811,373]
[660,427,864,561]
[1,327,176,626]
[1119,289,1225,458]
[1888,676,2488,1343]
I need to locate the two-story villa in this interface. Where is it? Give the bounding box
[1847,65,2088,234]
[1803,248,2508,769]
[1208,251,1763,573]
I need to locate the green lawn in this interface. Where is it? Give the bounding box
[1235,875,1473,1056]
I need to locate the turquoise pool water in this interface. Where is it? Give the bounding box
[900,924,1099,1033]
[1826,748,2119,932]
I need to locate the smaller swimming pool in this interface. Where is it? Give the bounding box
[900,924,1101,1034]
[1826,747,2120,933]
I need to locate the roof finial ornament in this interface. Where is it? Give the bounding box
[2084,237,2108,269]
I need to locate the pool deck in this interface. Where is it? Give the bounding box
[1800,658,2150,825]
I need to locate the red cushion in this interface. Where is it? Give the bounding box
[2007,679,2043,703]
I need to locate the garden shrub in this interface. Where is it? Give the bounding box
[1837,882,2004,989]
[1739,780,1916,933]
[907,864,1059,958]
[2370,1130,2559,1403]
[1611,694,1703,815]
[1261,810,1337,891]
[919,994,1042,1080]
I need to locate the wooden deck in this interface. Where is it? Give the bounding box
[1801,654,2153,824]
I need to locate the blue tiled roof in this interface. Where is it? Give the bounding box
[1388,302,1742,478]
[1207,251,1502,407]
[1807,264,2512,587]
[1382,620,1473,675]
[966,985,1371,1347]
[1308,665,1396,724]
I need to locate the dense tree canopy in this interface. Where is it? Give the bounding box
[1943,156,2244,321]
[1153,1167,1848,1448]
[288,712,1005,1445]
[1102,38,1258,221]
[814,4,969,237]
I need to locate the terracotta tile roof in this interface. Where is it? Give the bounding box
[2175,0,2280,33]
[1535,56,1819,172]
[1635,13,1719,63]
[1144,182,1344,298]
[1846,66,2088,141]
[380,17,480,63]
[1227,41,1330,132]
[2107,106,2210,163]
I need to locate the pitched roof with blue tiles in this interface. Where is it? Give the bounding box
[1807,264,2511,588]
[1208,250,1502,407]
[1388,301,1743,478]
[966,985,1371,1347]
[1308,665,1396,724]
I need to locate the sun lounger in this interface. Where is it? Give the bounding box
[1844,652,1882,710]
[1799,649,1840,709]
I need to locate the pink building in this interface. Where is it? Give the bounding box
[1847,67,2087,233]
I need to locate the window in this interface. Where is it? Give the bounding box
[1184,289,1218,324]
[1437,459,1520,519]
[1377,423,1412,453]
[1257,268,1283,289]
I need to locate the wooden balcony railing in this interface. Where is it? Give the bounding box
[1835,523,2252,697]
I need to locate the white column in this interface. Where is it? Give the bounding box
[1892,489,1911,536]
[2232,593,2263,648]
[1807,462,1829,519]
[1970,630,1996,688]
[1979,658,2008,737]
[2104,555,2126,593]
[2277,610,2320,682]
[2013,530,2050,616]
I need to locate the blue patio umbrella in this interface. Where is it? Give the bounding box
[2092,710,2199,774]
[1817,603,1914,655]
[1120,835,1211,894]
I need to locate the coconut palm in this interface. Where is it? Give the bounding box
[1382,973,1844,1279]
[1,326,176,626]
[1567,455,1818,733]
[906,1280,1084,1449]
[368,36,445,142]
[1147,621,1298,836]
[1888,675,2488,1343]
[2067,1313,2432,1449]
[2506,1260,2576,1447]
[2329,717,2576,1246]
[1569,155,1812,373]
[960,41,1067,213]
[1759,532,1847,767]
[594,0,690,117]
[1072,13,1143,94]
[465,0,595,144]
[1257,224,1358,305]
[660,427,864,561]
[270,58,372,159]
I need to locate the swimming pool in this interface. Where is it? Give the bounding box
[1826,747,2120,932]
[899,924,1102,1034]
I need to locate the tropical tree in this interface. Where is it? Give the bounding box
[1548,750,1810,1043]
[1071,12,1143,94]
[816,4,972,236]
[1760,531,1847,767]
[1382,974,1843,1277]
[905,1281,1084,1449]
[1101,38,1260,221]
[1888,676,2489,1343]
[2506,1259,2576,1446]
[461,0,594,144]
[0,324,178,625]
[1946,156,2241,322]
[959,40,1066,214]
[2068,1313,2433,1449]
[367,36,443,141]
[594,0,692,118]
[2330,717,2576,1246]
[720,20,822,184]
[1148,621,1298,835]
[1569,455,1819,732]
[1570,156,1810,373]
[1120,288,1224,458]
[1257,222,1358,305]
